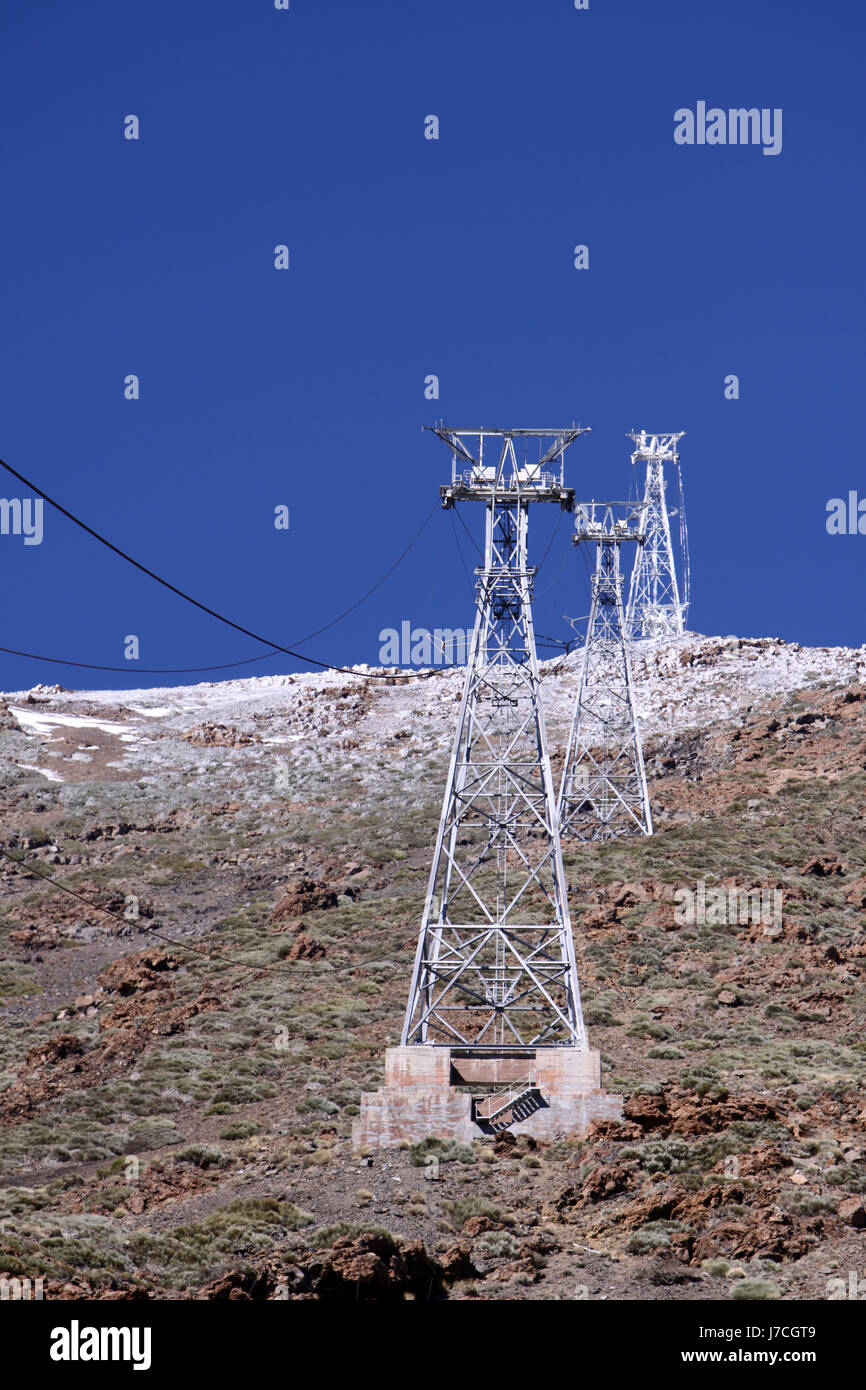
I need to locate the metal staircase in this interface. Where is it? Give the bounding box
[472,1077,547,1133]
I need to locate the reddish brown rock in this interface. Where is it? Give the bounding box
[800,856,843,877]
[305,1233,445,1300]
[837,1197,866,1229]
[272,878,339,921]
[845,876,866,909]
[27,1033,84,1066]
[729,1145,791,1178]
[438,1244,478,1280]
[460,1215,503,1238]
[579,1163,635,1204]
[623,1092,669,1131]
[284,934,326,961]
[99,950,180,996]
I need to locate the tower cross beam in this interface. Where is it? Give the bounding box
[559,499,653,843]
[401,427,589,1051]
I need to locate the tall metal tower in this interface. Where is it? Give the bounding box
[354,426,625,1151]
[625,431,689,639]
[401,426,590,1051]
[559,502,653,842]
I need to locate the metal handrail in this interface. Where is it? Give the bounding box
[473,1074,538,1123]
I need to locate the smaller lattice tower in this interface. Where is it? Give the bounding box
[559,501,653,842]
[625,431,689,640]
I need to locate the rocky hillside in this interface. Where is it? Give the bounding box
[0,632,865,1301]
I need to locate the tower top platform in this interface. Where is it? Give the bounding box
[573,499,646,544]
[427,424,589,508]
[628,430,685,463]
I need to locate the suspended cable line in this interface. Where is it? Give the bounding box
[0,455,435,681]
[0,845,418,979]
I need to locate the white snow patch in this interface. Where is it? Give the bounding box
[3,636,866,776]
[17,763,64,783]
[9,708,136,739]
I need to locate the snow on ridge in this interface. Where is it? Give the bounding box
[2,635,865,750]
[8,707,137,740]
[624,632,866,737]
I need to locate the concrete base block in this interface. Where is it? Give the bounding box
[352,1045,622,1151]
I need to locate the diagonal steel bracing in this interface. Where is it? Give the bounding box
[625,431,689,640]
[402,426,590,1049]
[559,501,653,843]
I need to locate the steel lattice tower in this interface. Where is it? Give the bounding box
[401,426,590,1051]
[559,502,653,842]
[625,431,689,640]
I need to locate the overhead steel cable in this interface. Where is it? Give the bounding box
[448,508,474,590]
[0,844,297,975]
[0,454,435,681]
[0,643,283,677]
[451,502,482,558]
[282,503,438,650]
[0,457,566,686]
[0,845,417,978]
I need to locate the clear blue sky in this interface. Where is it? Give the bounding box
[1,0,863,690]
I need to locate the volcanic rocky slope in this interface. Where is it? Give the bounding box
[0,633,865,1301]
